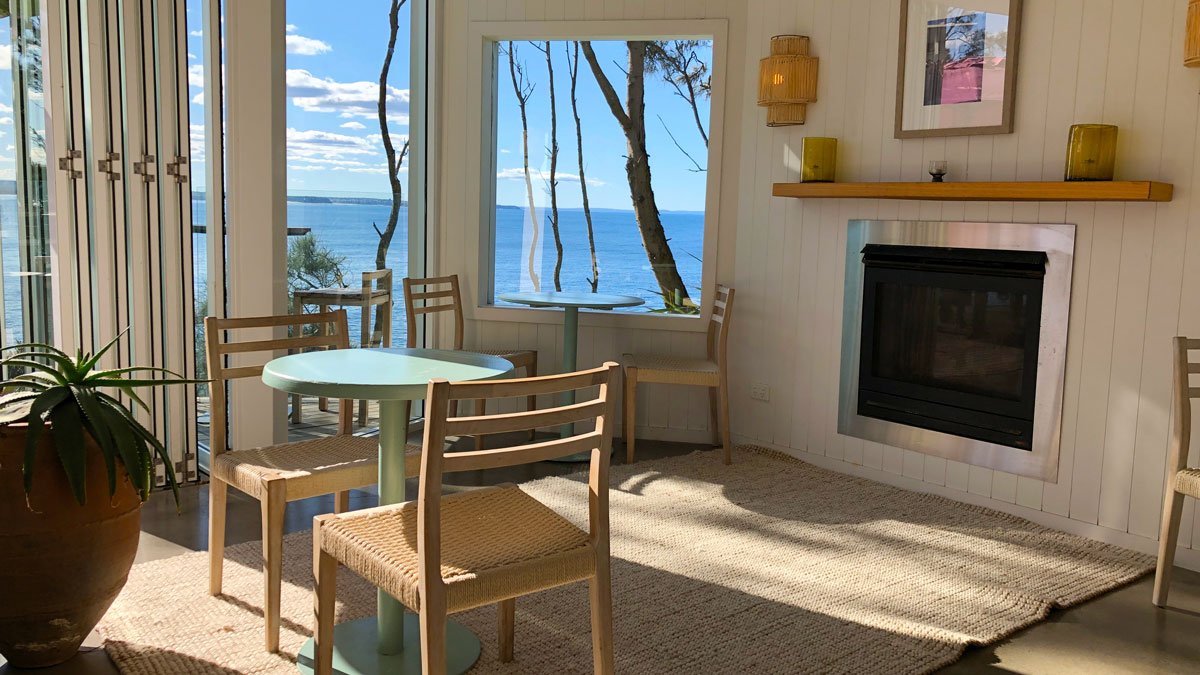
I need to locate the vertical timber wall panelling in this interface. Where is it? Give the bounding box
[729,0,1200,568]
[438,0,747,441]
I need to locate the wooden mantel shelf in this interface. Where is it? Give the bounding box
[771,180,1173,203]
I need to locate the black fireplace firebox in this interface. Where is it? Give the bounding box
[857,244,1047,450]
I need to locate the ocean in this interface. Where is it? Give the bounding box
[0,197,704,349]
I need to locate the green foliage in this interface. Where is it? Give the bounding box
[0,332,202,507]
[288,233,346,295]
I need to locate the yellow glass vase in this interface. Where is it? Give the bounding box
[801,137,837,182]
[1064,124,1118,181]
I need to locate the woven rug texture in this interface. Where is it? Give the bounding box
[98,446,1153,674]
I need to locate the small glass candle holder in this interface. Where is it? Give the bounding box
[800,137,837,182]
[1064,124,1118,181]
[928,160,948,182]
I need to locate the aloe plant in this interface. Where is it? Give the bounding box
[0,331,201,506]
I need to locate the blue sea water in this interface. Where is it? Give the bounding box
[189,199,705,347]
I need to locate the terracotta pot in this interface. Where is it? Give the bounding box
[0,424,142,668]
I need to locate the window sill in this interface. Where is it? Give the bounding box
[470,305,708,333]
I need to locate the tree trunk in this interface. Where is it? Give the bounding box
[506,42,541,291]
[374,0,408,343]
[568,42,599,292]
[542,41,563,291]
[581,41,691,307]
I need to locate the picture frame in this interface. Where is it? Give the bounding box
[894,0,1022,139]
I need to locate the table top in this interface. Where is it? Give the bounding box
[497,290,646,310]
[262,348,513,401]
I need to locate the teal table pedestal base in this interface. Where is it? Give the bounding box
[296,616,480,675]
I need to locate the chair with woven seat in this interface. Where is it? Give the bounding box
[312,363,620,675]
[1153,336,1200,607]
[292,268,394,427]
[203,309,420,653]
[403,274,538,448]
[623,284,736,465]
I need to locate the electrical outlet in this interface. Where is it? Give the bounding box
[750,382,770,402]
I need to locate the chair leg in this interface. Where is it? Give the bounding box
[358,303,371,427]
[623,368,637,464]
[589,562,615,674]
[718,375,732,465]
[334,490,350,514]
[313,521,337,675]
[475,398,487,451]
[419,604,448,675]
[526,357,538,440]
[498,598,516,663]
[208,479,228,595]
[261,480,286,653]
[707,386,721,447]
[1153,485,1186,606]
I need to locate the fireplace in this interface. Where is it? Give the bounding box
[838,221,1075,482]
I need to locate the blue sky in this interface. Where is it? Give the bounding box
[186,2,711,212]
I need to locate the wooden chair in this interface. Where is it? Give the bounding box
[403,274,538,448]
[623,284,736,465]
[292,268,394,426]
[312,363,620,675]
[1153,336,1200,607]
[203,309,420,653]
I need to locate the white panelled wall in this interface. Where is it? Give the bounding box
[437,0,1200,568]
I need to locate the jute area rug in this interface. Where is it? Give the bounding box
[99,446,1153,674]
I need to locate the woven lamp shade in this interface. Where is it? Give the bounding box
[1188,0,1200,67]
[758,35,818,126]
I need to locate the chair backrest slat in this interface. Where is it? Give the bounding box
[443,431,605,472]
[203,309,351,457]
[403,274,465,349]
[445,398,606,437]
[707,285,736,365]
[1171,336,1198,475]
[447,366,611,400]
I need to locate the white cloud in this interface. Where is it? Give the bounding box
[497,167,603,187]
[188,30,203,37]
[286,127,379,163]
[499,148,511,154]
[0,45,10,69]
[188,64,205,88]
[287,69,409,123]
[192,92,204,104]
[286,35,332,56]
[0,117,13,126]
[286,24,299,33]
[0,103,12,114]
[340,121,366,130]
[188,52,197,61]
[190,124,206,162]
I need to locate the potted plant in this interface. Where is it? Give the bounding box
[0,333,195,667]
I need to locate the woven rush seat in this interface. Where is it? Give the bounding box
[1175,468,1200,498]
[211,435,421,502]
[622,353,719,385]
[321,485,594,613]
[475,346,535,360]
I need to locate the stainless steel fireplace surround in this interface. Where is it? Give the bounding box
[838,220,1075,482]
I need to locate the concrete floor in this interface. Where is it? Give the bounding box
[4,436,1200,674]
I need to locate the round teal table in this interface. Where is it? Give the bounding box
[261,347,513,675]
[497,291,644,458]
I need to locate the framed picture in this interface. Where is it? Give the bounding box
[895,0,1022,138]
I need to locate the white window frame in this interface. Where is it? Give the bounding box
[465,19,728,334]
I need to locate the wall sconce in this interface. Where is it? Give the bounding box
[1187,0,1200,66]
[757,35,819,126]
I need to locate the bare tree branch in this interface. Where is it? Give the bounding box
[657,114,705,173]
[506,41,541,291]
[567,41,600,292]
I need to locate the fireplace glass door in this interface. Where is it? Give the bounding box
[857,245,1046,450]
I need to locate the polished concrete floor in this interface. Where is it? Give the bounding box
[4,436,1200,674]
